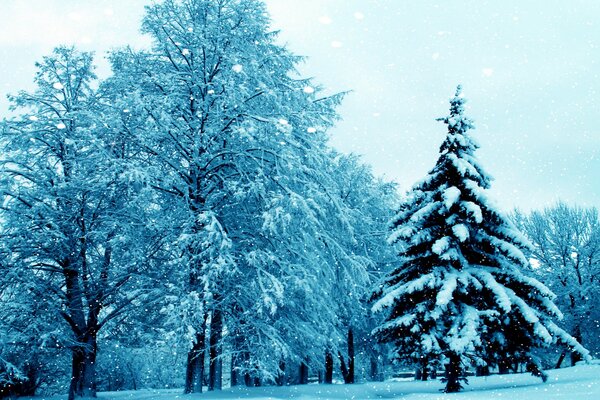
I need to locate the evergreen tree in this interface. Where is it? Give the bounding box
[372,86,589,393]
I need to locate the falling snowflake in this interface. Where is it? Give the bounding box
[307,127,317,133]
[56,122,66,130]
[28,116,39,121]
[232,64,243,73]
[278,119,288,125]
[303,86,315,94]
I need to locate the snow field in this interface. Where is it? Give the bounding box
[22,364,600,400]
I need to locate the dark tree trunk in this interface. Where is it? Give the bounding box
[208,309,223,391]
[64,257,99,400]
[243,354,253,388]
[21,361,39,396]
[232,350,252,387]
[476,365,490,376]
[275,361,286,386]
[443,353,463,393]
[230,355,240,387]
[338,328,355,384]
[369,355,384,382]
[498,358,512,374]
[416,356,429,381]
[299,360,309,384]
[230,321,247,387]
[419,365,429,381]
[244,370,260,387]
[570,325,583,366]
[324,351,334,384]
[68,334,98,400]
[555,351,567,369]
[184,331,206,394]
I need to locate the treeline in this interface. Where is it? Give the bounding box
[0,1,397,398]
[0,0,598,398]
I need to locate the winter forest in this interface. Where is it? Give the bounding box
[1,1,599,399]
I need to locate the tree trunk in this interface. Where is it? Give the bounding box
[570,325,583,366]
[230,356,239,387]
[420,365,429,381]
[498,358,512,374]
[338,328,355,384]
[231,349,251,387]
[243,353,253,388]
[230,319,247,388]
[443,353,463,393]
[68,334,98,400]
[476,365,490,376]
[555,351,567,369]
[244,372,252,387]
[416,356,429,381]
[299,360,309,384]
[369,354,384,382]
[324,351,333,384]
[184,331,206,394]
[20,361,39,396]
[208,309,223,391]
[275,361,286,386]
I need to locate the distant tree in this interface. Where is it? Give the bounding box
[325,153,398,384]
[371,86,589,393]
[513,203,600,365]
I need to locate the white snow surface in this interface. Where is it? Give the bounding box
[22,364,600,399]
[431,236,450,255]
[461,201,483,223]
[452,223,469,242]
[442,186,461,208]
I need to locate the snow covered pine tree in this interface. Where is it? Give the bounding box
[372,86,590,393]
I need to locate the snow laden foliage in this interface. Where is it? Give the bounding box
[102,0,395,390]
[0,1,397,395]
[371,86,590,393]
[0,47,164,400]
[513,203,600,363]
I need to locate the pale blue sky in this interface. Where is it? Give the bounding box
[1,0,599,211]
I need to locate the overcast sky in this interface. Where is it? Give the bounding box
[1,0,599,211]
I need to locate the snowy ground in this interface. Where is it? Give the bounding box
[25,364,600,400]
